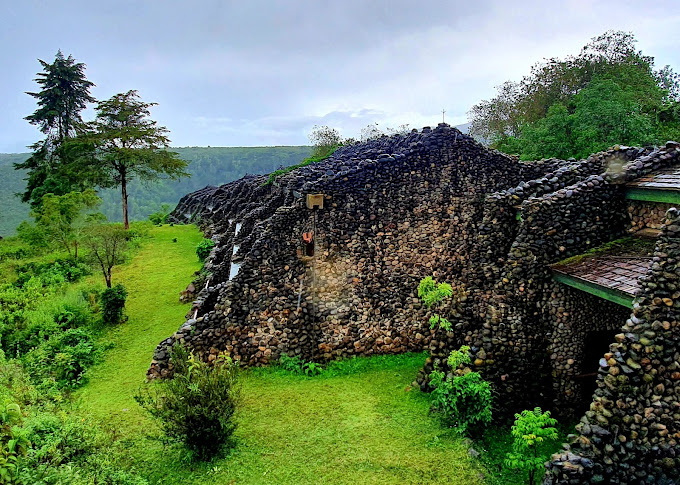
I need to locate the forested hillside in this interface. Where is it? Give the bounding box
[0,146,311,236]
[0,154,31,237]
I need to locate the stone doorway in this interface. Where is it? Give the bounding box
[573,329,619,412]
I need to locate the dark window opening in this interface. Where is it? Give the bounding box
[305,241,314,257]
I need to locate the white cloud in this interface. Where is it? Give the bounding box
[1,0,680,151]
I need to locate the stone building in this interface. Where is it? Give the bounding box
[150,125,680,484]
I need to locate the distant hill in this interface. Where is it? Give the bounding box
[0,146,312,237]
[0,154,31,238]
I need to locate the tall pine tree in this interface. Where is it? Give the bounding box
[16,50,96,207]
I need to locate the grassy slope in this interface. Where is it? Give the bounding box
[76,224,204,433]
[76,224,491,484]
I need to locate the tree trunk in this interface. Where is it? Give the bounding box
[105,269,112,288]
[121,174,129,230]
[74,240,78,260]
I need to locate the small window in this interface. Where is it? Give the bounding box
[303,232,314,256]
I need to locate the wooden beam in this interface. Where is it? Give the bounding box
[625,188,680,205]
[552,271,634,309]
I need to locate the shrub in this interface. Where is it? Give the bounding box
[23,328,98,390]
[429,347,492,436]
[505,407,559,485]
[196,239,215,262]
[100,284,127,325]
[148,204,172,225]
[135,346,240,460]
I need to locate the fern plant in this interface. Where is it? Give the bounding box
[418,276,453,331]
[505,407,559,485]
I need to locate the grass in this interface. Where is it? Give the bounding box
[264,145,340,186]
[552,236,654,267]
[75,224,204,434]
[74,223,494,484]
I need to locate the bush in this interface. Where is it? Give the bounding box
[195,239,215,262]
[15,258,91,288]
[429,346,492,436]
[505,407,559,485]
[148,204,172,225]
[135,346,240,460]
[23,328,98,390]
[100,284,127,325]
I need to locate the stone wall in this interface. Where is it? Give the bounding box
[152,130,680,483]
[628,200,674,233]
[150,125,550,377]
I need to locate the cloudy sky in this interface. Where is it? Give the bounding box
[1,0,679,152]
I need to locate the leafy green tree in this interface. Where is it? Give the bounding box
[78,90,189,229]
[84,223,129,287]
[505,407,559,485]
[418,276,453,331]
[17,190,101,259]
[16,51,96,207]
[469,31,680,159]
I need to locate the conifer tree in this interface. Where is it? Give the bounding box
[16,51,96,207]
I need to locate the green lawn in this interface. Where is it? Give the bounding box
[76,224,204,434]
[76,224,493,484]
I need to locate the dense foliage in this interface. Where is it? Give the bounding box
[469,31,680,159]
[135,346,241,461]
